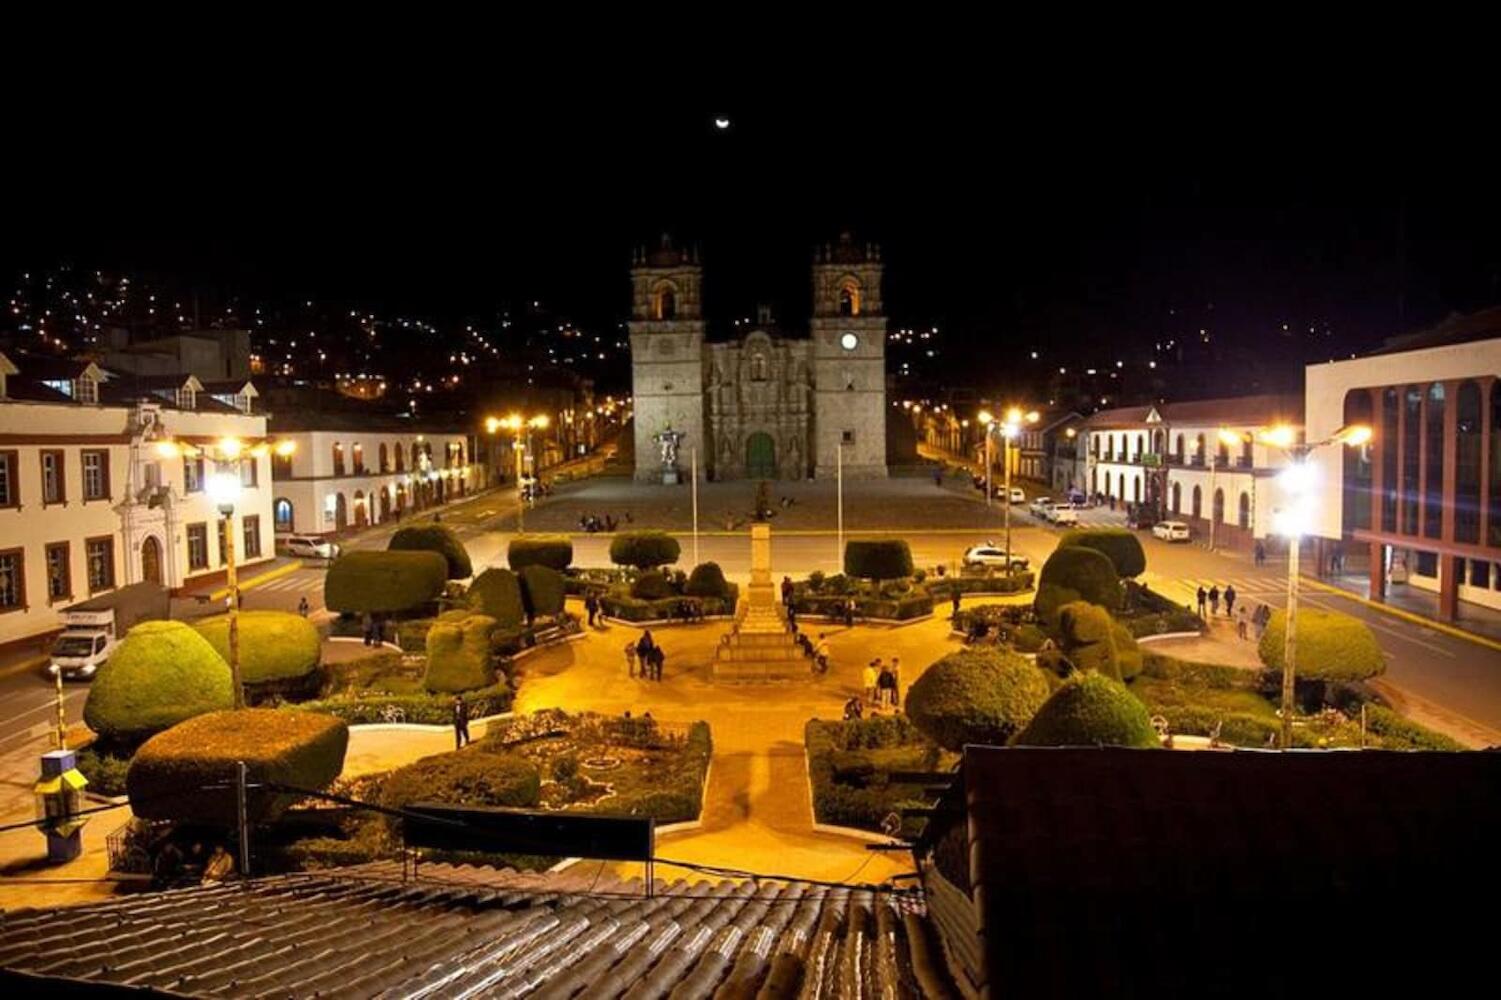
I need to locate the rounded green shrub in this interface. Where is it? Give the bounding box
[326,550,448,614]
[424,613,498,693]
[844,539,915,581]
[380,750,541,825]
[389,523,473,580]
[194,611,320,685]
[1059,528,1146,578]
[1012,673,1160,748]
[1036,546,1121,621]
[84,621,235,742]
[1059,601,1121,681]
[1257,608,1385,683]
[128,708,348,824]
[905,648,1052,751]
[1013,624,1048,653]
[1112,622,1143,681]
[468,568,525,627]
[519,564,566,618]
[684,561,730,599]
[609,531,681,571]
[507,535,573,572]
[631,570,672,600]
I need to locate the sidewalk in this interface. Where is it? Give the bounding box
[1319,571,1501,645]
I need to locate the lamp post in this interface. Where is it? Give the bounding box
[1262,422,1372,748]
[158,435,295,710]
[978,410,994,508]
[488,414,549,533]
[980,408,1039,562]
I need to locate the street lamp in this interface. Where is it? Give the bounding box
[1262,421,1372,748]
[979,407,1039,562]
[1208,428,1252,553]
[155,435,296,709]
[488,414,550,533]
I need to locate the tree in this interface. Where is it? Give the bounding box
[1035,546,1121,621]
[905,648,1051,751]
[389,524,473,580]
[610,531,682,571]
[507,535,574,571]
[1258,608,1385,684]
[519,564,566,618]
[844,540,915,581]
[685,561,731,599]
[424,613,499,692]
[84,621,234,743]
[1059,528,1146,578]
[326,550,448,614]
[1058,601,1122,681]
[468,568,525,628]
[194,611,320,686]
[1011,673,1160,748]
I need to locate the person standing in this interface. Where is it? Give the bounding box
[951,588,961,620]
[1254,540,1266,567]
[362,612,374,647]
[584,591,599,628]
[452,694,470,749]
[1196,586,1207,618]
[624,641,638,679]
[786,602,797,632]
[878,663,898,708]
[298,596,310,618]
[1208,585,1221,617]
[890,657,902,701]
[844,598,856,628]
[814,634,830,673]
[1224,584,1237,618]
[864,660,880,704]
[781,576,794,606]
[1236,606,1249,640]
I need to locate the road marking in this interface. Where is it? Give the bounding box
[1299,576,1501,652]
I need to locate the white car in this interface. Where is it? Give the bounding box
[1153,520,1191,542]
[1009,487,1026,504]
[1028,496,1053,517]
[1047,503,1079,525]
[283,535,340,560]
[962,545,1030,572]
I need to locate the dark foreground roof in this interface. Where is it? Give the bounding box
[0,862,941,998]
[924,746,1501,998]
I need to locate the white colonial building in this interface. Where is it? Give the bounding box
[1079,394,1304,550]
[0,352,273,652]
[266,414,480,537]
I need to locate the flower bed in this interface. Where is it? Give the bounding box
[599,591,738,622]
[805,717,956,836]
[925,572,1036,598]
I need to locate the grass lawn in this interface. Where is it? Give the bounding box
[1130,675,1277,719]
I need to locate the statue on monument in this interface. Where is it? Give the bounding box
[654,425,684,467]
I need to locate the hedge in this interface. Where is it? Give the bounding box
[128,709,349,824]
[805,718,947,834]
[600,592,737,622]
[685,562,731,599]
[1122,609,1205,638]
[507,535,574,572]
[1036,546,1121,621]
[609,531,681,570]
[1258,608,1385,683]
[1113,622,1143,681]
[631,570,672,600]
[1141,651,1250,689]
[1362,705,1466,750]
[468,568,525,628]
[84,621,235,743]
[519,565,566,618]
[380,751,541,832]
[74,745,132,797]
[194,611,321,687]
[388,523,473,580]
[1059,528,1146,578]
[590,721,713,824]
[424,613,498,692]
[1012,673,1160,748]
[926,572,1035,599]
[844,540,914,581]
[793,592,934,621]
[292,681,513,725]
[906,649,1052,751]
[326,550,448,615]
[1059,602,1121,681]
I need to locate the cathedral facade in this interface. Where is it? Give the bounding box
[629,234,888,482]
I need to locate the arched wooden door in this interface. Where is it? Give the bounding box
[335,493,348,530]
[140,536,162,585]
[745,433,776,479]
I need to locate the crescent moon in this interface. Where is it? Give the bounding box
[713,117,731,130]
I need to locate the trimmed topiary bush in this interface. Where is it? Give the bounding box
[84,621,235,742]
[508,535,573,572]
[389,523,473,579]
[127,708,348,824]
[1112,621,1143,681]
[905,648,1052,751]
[468,568,525,628]
[844,539,915,581]
[1035,546,1121,621]
[1012,673,1160,748]
[1257,608,1385,684]
[1059,528,1146,578]
[609,531,681,571]
[380,750,541,823]
[424,613,499,692]
[1059,601,1121,681]
[194,611,320,686]
[519,564,566,618]
[631,570,672,600]
[1014,624,1048,653]
[684,561,730,599]
[326,550,448,615]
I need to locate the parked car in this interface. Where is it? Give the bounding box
[1029,496,1053,517]
[284,535,341,560]
[1127,508,1158,530]
[962,544,1030,571]
[1009,487,1026,504]
[1152,520,1191,542]
[1047,503,1080,525]
[1067,489,1088,507]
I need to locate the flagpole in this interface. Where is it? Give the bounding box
[836,441,844,571]
[691,447,699,566]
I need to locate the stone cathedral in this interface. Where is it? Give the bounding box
[629,234,888,482]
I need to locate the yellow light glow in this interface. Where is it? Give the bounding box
[1341,424,1373,446]
[977,409,993,425]
[250,443,269,458]
[216,436,243,459]
[1025,411,1040,424]
[531,415,550,429]
[485,417,501,434]
[1005,407,1023,424]
[275,440,297,457]
[1217,428,1244,447]
[1065,428,1077,438]
[154,440,180,458]
[1260,425,1297,449]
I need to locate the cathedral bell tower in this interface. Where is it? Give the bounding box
[629,235,707,482]
[810,233,889,478]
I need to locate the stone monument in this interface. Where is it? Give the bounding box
[712,523,808,682]
[653,425,684,485]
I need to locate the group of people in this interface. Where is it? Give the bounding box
[625,630,667,681]
[151,838,236,889]
[1195,584,1239,619]
[359,612,387,646]
[1197,584,1273,641]
[861,657,902,710]
[578,512,627,533]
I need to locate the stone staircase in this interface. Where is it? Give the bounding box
[712,525,811,682]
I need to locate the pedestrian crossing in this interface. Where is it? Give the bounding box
[1176,576,1287,597]
[253,570,324,594]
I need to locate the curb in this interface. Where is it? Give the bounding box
[803,746,903,844]
[1136,631,1211,644]
[1300,576,1501,653]
[0,653,50,681]
[597,615,735,629]
[209,559,306,601]
[347,711,515,734]
[328,637,405,653]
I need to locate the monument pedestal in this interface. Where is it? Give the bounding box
[713,523,809,682]
[661,467,680,485]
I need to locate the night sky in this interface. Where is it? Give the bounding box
[9,62,1500,385]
